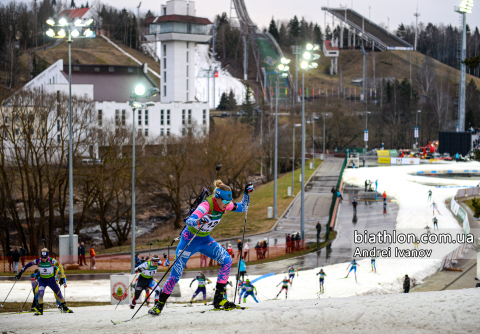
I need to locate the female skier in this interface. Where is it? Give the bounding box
[15,248,72,315]
[242,279,258,303]
[149,180,253,315]
[316,269,326,293]
[237,280,247,304]
[371,257,376,273]
[130,254,169,309]
[189,271,212,305]
[288,266,298,284]
[276,277,291,299]
[345,259,360,281]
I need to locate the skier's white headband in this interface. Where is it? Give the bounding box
[151,257,160,262]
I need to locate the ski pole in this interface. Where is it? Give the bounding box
[1,279,17,307]
[115,273,138,310]
[234,198,250,304]
[20,287,33,312]
[131,224,206,320]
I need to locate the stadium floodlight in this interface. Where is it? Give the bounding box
[300,61,309,69]
[57,29,66,38]
[303,52,311,60]
[71,29,80,38]
[284,66,290,71]
[58,18,68,26]
[46,18,55,26]
[278,64,285,71]
[312,44,320,51]
[459,0,474,13]
[309,62,318,69]
[85,18,94,26]
[312,54,321,60]
[74,19,82,26]
[135,84,146,97]
[281,57,290,64]
[84,29,93,37]
[46,29,55,38]
[306,43,313,51]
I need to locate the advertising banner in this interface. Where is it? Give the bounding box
[390,158,420,165]
[377,150,390,157]
[377,157,391,164]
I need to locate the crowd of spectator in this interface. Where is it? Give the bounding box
[285,232,301,253]
[254,240,269,259]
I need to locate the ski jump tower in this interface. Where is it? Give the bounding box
[323,38,339,75]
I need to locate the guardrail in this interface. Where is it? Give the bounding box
[328,156,348,233]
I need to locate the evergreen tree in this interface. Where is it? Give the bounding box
[288,15,300,44]
[145,10,154,19]
[86,1,89,7]
[70,0,76,9]
[313,23,323,45]
[325,25,332,40]
[241,85,255,124]
[52,0,56,5]
[217,92,228,111]
[227,90,237,111]
[268,17,279,42]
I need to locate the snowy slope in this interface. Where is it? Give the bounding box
[1,289,479,333]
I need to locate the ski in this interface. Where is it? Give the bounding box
[111,313,151,325]
[0,310,57,316]
[200,306,248,313]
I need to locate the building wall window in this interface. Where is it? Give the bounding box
[163,44,166,56]
[167,128,170,136]
[145,110,148,126]
[163,57,166,69]
[163,86,167,97]
[186,52,189,63]
[188,110,192,125]
[98,110,103,126]
[203,109,206,125]
[145,128,149,137]
[57,134,60,143]
[115,109,120,126]
[167,110,170,125]
[161,110,164,125]
[57,120,60,131]
[163,71,166,83]
[182,110,185,125]
[182,127,186,136]
[186,79,188,90]
[138,110,142,125]
[187,42,189,49]
[122,110,126,126]
[160,128,164,136]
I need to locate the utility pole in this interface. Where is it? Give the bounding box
[212,25,217,109]
[35,0,38,48]
[137,2,142,46]
[414,2,421,51]
[292,46,302,105]
[243,35,248,80]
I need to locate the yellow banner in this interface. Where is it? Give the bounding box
[378,157,391,164]
[377,150,390,157]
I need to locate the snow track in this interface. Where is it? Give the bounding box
[1,289,479,333]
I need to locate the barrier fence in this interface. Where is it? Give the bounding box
[0,239,306,273]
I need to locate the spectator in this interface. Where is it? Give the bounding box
[255,242,261,260]
[286,234,292,254]
[12,247,20,273]
[403,275,410,293]
[364,180,368,192]
[331,187,335,194]
[243,241,249,261]
[90,244,96,270]
[316,222,322,244]
[227,244,234,259]
[19,246,27,267]
[135,254,141,267]
[336,190,343,201]
[201,253,207,268]
[295,232,301,251]
[6,247,13,272]
[77,243,81,265]
[237,258,246,281]
[141,256,146,264]
[237,239,243,259]
[80,242,87,266]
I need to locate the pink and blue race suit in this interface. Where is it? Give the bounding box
[161,193,249,295]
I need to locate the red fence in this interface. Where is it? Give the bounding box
[0,240,306,272]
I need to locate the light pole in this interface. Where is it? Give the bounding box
[455,0,474,131]
[291,46,302,105]
[273,58,290,218]
[365,111,371,152]
[45,16,94,261]
[323,112,326,160]
[300,43,320,240]
[292,124,301,196]
[129,85,158,274]
[415,110,421,148]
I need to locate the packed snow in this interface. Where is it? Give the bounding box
[1,288,479,333]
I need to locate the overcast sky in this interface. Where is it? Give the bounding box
[7,0,480,31]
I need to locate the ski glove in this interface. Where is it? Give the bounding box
[15,272,22,280]
[244,182,254,194]
[200,214,212,225]
[59,277,66,286]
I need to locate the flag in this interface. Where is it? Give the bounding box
[370,88,372,97]
[299,87,302,95]
[285,87,288,95]
[306,87,309,97]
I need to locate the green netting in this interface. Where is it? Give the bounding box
[255,36,289,101]
[389,150,398,157]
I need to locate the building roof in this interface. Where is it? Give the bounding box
[144,15,212,25]
[60,8,91,21]
[61,64,159,102]
[324,40,339,51]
